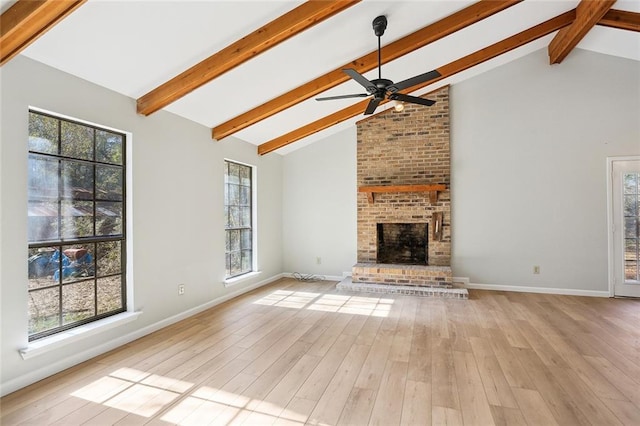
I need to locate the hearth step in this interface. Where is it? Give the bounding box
[352,263,454,288]
[352,277,453,288]
[337,277,468,299]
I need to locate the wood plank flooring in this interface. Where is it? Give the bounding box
[1,278,639,425]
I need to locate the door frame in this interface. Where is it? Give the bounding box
[607,155,640,297]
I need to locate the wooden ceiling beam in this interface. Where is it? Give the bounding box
[136,0,361,116]
[548,0,615,64]
[258,10,576,155]
[213,0,523,141]
[597,9,640,32]
[0,0,86,66]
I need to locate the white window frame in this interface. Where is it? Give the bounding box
[223,159,258,285]
[21,107,138,358]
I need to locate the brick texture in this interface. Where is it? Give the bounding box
[354,86,452,287]
[352,263,453,287]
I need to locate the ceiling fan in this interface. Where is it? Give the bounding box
[316,15,441,115]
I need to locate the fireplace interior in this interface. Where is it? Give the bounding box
[377,223,428,265]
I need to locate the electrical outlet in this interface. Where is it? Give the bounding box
[178,284,185,295]
[533,266,540,274]
[316,257,322,265]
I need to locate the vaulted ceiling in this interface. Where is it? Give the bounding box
[2,0,639,155]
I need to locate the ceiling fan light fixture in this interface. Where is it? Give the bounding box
[393,101,405,112]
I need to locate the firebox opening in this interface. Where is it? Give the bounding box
[376,223,428,265]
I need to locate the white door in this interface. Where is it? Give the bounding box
[611,158,640,297]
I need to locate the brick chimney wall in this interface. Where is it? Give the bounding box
[356,86,451,267]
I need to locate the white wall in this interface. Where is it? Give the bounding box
[451,48,639,291]
[0,56,282,394]
[282,48,640,292]
[282,126,357,277]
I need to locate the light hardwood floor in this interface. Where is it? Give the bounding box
[1,278,639,425]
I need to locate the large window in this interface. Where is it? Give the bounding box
[224,160,253,278]
[27,110,126,341]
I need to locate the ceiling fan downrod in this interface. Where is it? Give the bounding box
[372,15,387,80]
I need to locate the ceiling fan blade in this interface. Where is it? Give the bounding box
[364,98,382,115]
[316,93,369,101]
[390,93,436,106]
[387,70,441,93]
[343,68,377,93]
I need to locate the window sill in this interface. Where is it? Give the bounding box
[224,271,262,287]
[19,311,142,360]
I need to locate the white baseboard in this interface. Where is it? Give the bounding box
[0,273,285,397]
[282,272,344,281]
[460,279,609,297]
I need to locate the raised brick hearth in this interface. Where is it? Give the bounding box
[352,263,452,287]
[340,86,466,299]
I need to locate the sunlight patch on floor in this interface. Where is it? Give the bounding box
[71,367,188,418]
[192,386,251,407]
[308,294,393,317]
[110,366,151,382]
[253,290,321,308]
[253,289,394,317]
[69,289,395,422]
[159,395,207,425]
[70,375,133,404]
[141,373,193,393]
[160,384,307,425]
[68,362,323,422]
[104,383,180,417]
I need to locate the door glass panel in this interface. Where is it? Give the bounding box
[625,217,638,238]
[623,173,639,282]
[625,262,638,281]
[623,173,637,194]
[624,195,637,217]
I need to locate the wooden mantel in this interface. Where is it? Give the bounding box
[358,184,447,204]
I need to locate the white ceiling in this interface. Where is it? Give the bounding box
[5,0,640,155]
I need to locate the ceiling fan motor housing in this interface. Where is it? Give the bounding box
[373,78,393,89]
[372,15,387,37]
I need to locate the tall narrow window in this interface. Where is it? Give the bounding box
[27,110,126,341]
[224,160,253,278]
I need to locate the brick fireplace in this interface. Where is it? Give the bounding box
[339,86,465,298]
